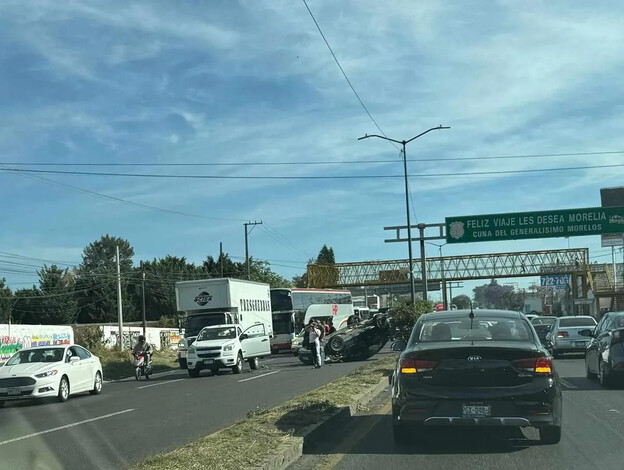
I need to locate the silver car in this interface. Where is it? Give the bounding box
[546,316,597,358]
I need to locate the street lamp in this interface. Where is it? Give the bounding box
[427,241,448,308]
[359,126,450,304]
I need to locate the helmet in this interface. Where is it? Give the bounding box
[138,335,146,342]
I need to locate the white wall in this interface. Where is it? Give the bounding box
[0,324,74,360]
[100,326,183,351]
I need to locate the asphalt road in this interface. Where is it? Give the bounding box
[0,353,366,469]
[290,356,624,470]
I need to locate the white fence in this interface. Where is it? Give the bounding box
[0,324,74,361]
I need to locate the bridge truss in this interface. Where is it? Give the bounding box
[307,248,589,288]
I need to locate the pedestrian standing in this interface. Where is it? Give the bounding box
[309,321,322,368]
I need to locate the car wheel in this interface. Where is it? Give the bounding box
[232,353,243,374]
[585,360,597,380]
[598,359,612,388]
[58,376,70,403]
[539,425,562,444]
[248,357,259,370]
[179,358,187,369]
[90,372,103,395]
[188,367,200,378]
[328,335,346,354]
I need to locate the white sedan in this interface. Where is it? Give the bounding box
[0,345,103,406]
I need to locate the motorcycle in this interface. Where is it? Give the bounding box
[132,352,152,381]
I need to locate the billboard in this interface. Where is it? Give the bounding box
[601,187,624,247]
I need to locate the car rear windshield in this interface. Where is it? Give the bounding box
[559,317,596,327]
[5,348,64,366]
[416,317,534,342]
[531,317,556,325]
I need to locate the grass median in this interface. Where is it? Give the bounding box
[132,352,398,470]
[97,348,180,381]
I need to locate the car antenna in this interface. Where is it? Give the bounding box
[469,301,475,330]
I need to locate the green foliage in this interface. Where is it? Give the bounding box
[473,279,525,310]
[75,235,137,323]
[452,294,471,309]
[389,300,434,339]
[316,245,336,264]
[249,259,291,288]
[74,325,104,350]
[157,315,182,328]
[0,279,13,323]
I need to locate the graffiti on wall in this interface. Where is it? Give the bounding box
[0,328,72,360]
[104,330,142,349]
[160,330,182,350]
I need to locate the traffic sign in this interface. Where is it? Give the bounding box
[446,206,624,244]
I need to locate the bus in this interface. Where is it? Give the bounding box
[269,288,355,353]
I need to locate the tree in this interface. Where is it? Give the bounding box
[249,259,292,288]
[140,256,201,321]
[473,280,525,310]
[75,235,137,323]
[203,253,244,278]
[389,300,434,339]
[34,264,79,324]
[452,294,471,309]
[11,288,39,324]
[309,245,339,287]
[292,258,316,288]
[0,279,12,324]
[316,245,336,264]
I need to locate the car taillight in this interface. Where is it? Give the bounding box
[513,357,552,374]
[557,331,569,338]
[399,358,437,374]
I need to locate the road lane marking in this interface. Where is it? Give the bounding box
[137,378,184,390]
[560,378,578,389]
[238,370,281,382]
[0,409,135,447]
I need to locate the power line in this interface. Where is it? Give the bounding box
[3,150,623,167]
[3,163,624,179]
[301,0,396,149]
[1,166,247,223]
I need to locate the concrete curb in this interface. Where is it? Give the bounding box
[257,375,390,470]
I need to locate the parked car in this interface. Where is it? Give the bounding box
[0,345,103,407]
[531,316,558,346]
[299,313,391,364]
[391,309,562,445]
[545,316,597,358]
[583,311,624,387]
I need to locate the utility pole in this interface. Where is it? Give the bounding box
[219,242,224,278]
[244,221,263,280]
[418,224,428,302]
[116,245,124,351]
[359,126,450,304]
[141,260,146,336]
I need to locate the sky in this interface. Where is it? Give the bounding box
[1,0,623,298]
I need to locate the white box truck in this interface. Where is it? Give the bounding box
[175,278,273,377]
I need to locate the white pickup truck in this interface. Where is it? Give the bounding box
[186,323,270,377]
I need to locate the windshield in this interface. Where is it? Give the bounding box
[415,317,534,342]
[6,348,64,366]
[272,312,294,334]
[270,289,294,312]
[559,317,597,327]
[186,314,226,337]
[197,327,237,341]
[532,317,557,326]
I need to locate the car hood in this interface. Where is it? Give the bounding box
[0,362,59,377]
[192,339,235,348]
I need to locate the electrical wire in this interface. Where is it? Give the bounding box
[3,150,622,166]
[3,163,624,180]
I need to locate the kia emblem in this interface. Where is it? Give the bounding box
[467,355,482,363]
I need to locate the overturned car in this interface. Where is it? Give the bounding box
[299,314,391,364]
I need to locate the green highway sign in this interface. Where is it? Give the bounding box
[446,206,624,244]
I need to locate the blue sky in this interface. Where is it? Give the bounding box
[1,0,623,298]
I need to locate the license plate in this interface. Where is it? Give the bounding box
[462,405,491,418]
[203,359,214,365]
[7,388,20,396]
[574,342,586,348]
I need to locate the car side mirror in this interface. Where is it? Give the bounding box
[69,356,80,363]
[240,334,249,341]
[579,329,593,337]
[391,340,407,351]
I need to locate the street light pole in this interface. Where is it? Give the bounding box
[427,241,448,308]
[359,126,450,305]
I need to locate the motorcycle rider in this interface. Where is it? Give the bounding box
[133,335,153,370]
